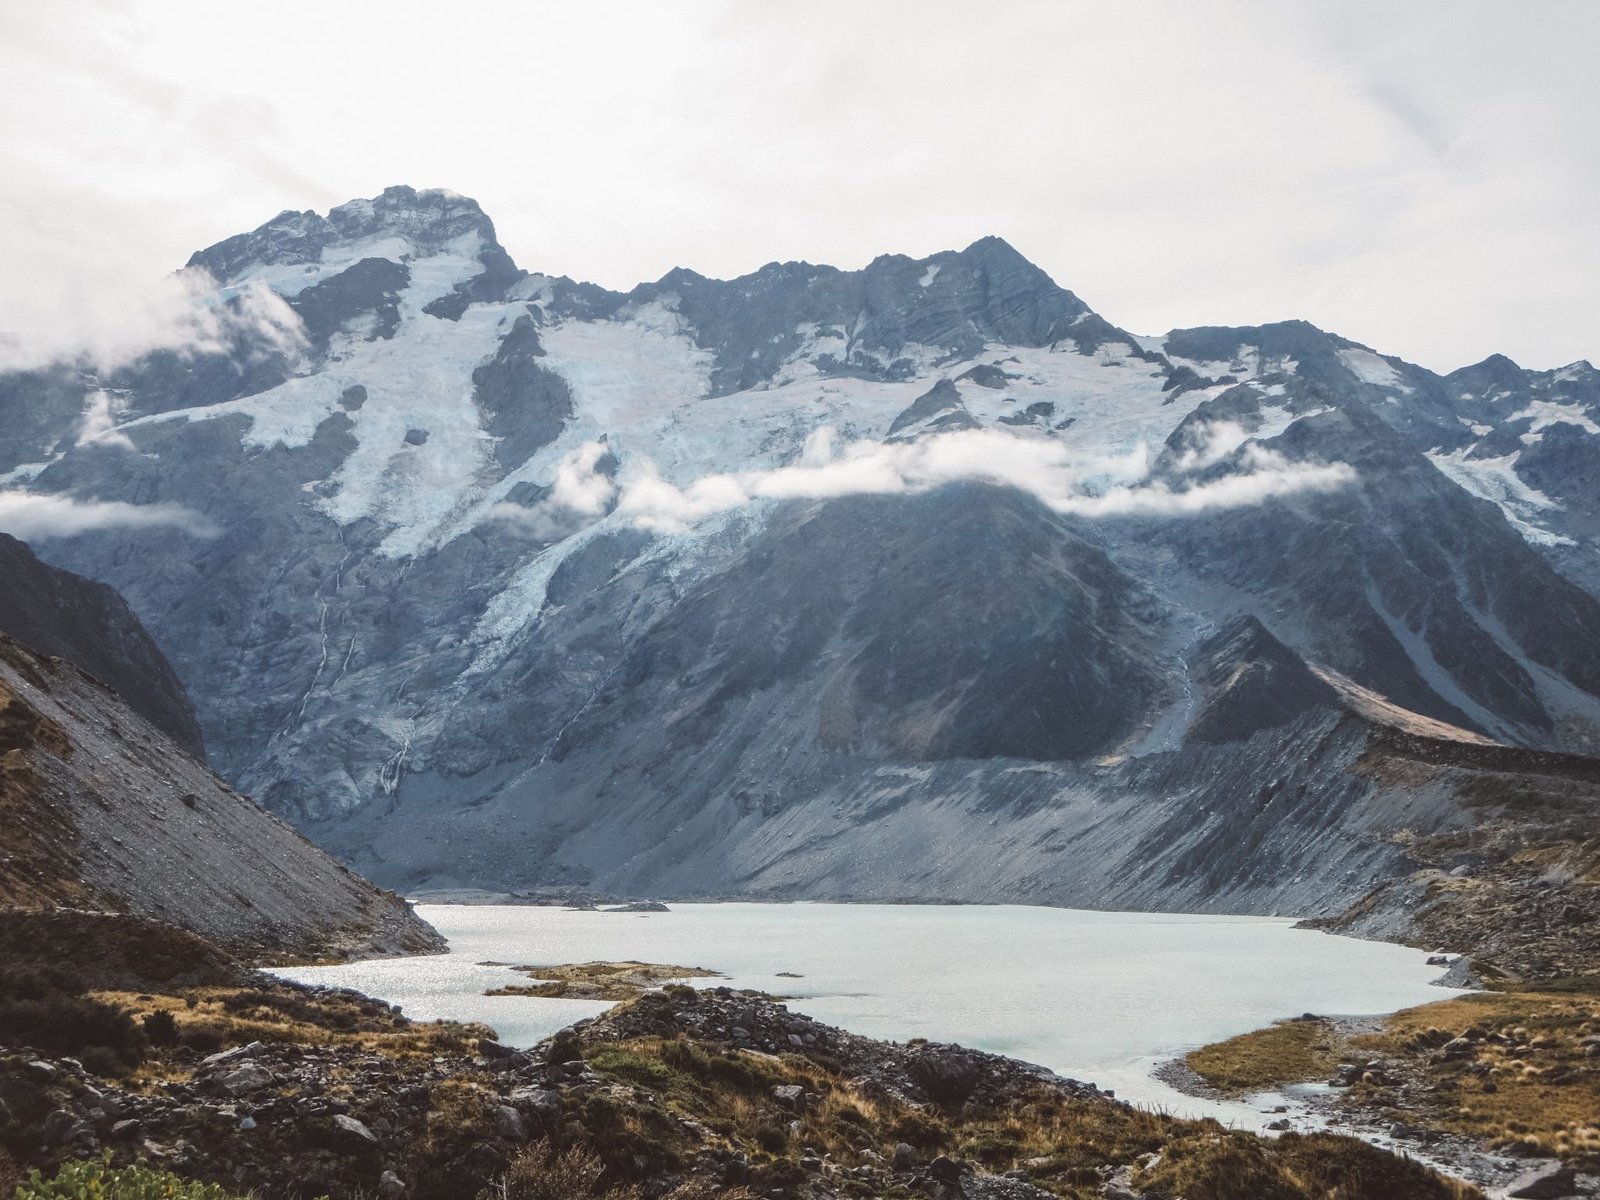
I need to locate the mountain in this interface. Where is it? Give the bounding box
[0,540,441,961]
[3,186,1599,940]
[0,532,203,754]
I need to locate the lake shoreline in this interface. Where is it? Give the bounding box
[280,901,1464,1128]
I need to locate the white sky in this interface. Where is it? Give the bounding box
[1,0,1595,374]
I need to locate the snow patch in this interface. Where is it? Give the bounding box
[1253,404,1329,440]
[462,519,615,677]
[918,264,941,288]
[1509,399,1600,435]
[1337,347,1413,393]
[1425,447,1574,547]
[0,460,57,486]
[119,372,346,450]
[316,299,520,557]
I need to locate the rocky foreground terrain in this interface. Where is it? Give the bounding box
[0,966,1484,1200]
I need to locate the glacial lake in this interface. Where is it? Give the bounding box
[275,902,1461,1128]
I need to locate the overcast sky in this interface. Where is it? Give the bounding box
[1,0,1595,374]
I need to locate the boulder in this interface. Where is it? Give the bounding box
[202,1043,266,1071]
[1506,1163,1577,1199]
[40,1109,77,1145]
[909,1048,984,1102]
[492,1105,529,1142]
[219,1063,273,1095]
[1436,1037,1477,1061]
[332,1113,378,1147]
[509,1086,562,1117]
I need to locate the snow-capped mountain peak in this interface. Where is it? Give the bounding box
[4,187,1600,908]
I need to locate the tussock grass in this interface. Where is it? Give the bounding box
[95,984,492,1069]
[579,1037,1471,1198]
[1187,989,1600,1168]
[1135,1130,1479,1200]
[484,1140,754,1200]
[1185,1019,1340,1096]
[486,962,722,1002]
[1355,991,1600,1164]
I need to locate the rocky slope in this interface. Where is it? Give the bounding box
[0,532,202,755]
[3,186,1599,921]
[0,978,1481,1200]
[0,629,441,960]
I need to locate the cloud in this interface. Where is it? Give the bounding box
[3,1,1596,376]
[598,426,1356,534]
[1169,420,1253,473]
[75,390,135,449]
[486,441,619,539]
[0,489,219,540]
[0,269,306,374]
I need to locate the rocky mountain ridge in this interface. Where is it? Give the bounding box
[1,186,1597,931]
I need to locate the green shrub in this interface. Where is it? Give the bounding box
[585,1045,675,1084]
[16,1156,243,1200]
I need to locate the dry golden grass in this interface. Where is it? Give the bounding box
[1134,1130,1480,1200]
[485,962,722,1002]
[1353,990,1600,1163]
[1187,988,1600,1167]
[422,1077,499,1164]
[575,1036,1475,1199]
[1185,1019,1340,1096]
[97,983,493,1070]
[486,1140,756,1200]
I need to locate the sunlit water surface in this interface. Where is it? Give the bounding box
[275,903,1459,1128]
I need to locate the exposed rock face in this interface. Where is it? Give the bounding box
[1184,616,1338,745]
[0,533,202,754]
[0,632,441,960]
[3,186,1600,921]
